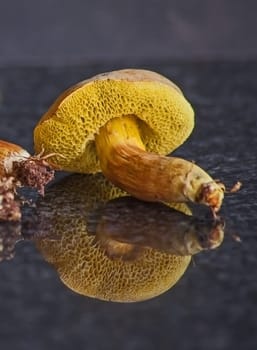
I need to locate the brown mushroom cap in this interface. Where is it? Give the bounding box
[34,69,194,173]
[34,173,191,302]
[0,140,30,176]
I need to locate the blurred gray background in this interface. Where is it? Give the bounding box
[0,0,256,66]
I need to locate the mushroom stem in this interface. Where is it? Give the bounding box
[95,115,225,212]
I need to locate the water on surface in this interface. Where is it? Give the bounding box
[0,62,256,350]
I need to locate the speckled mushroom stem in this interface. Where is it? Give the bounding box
[95,115,225,213]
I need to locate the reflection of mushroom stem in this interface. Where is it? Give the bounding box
[95,115,225,213]
[88,196,225,258]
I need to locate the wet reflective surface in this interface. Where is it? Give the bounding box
[1,174,225,303]
[0,63,256,349]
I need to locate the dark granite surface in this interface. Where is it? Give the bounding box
[0,62,256,350]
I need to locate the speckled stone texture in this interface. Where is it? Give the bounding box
[0,62,256,350]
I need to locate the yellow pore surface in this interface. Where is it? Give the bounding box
[35,173,191,302]
[34,69,194,173]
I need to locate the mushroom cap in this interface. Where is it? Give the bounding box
[34,69,194,173]
[0,140,30,176]
[35,173,191,302]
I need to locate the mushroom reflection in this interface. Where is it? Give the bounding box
[33,173,224,303]
[0,221,21,261]
[87,196,224,258]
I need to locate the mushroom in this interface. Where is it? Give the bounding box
[33,173,193,302]
[0,139,55,196]
[34,69,226,213]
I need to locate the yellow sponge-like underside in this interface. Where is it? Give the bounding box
[34,70,194,173]
[35,173,191,302]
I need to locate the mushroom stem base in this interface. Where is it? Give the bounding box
[12,158,55,196]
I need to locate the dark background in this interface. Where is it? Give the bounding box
[0,2,257,350]
[0,0,256,66]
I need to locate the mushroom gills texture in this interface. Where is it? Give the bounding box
[34,69,194,174]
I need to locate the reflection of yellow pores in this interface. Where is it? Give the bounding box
[35,174,191,303]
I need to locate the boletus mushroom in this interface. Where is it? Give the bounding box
[34,69,226,213]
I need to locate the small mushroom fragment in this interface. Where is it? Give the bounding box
[0,140,55,196]
[33,173,193,302]
[87,197,225,257]
[34,69,227,214]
